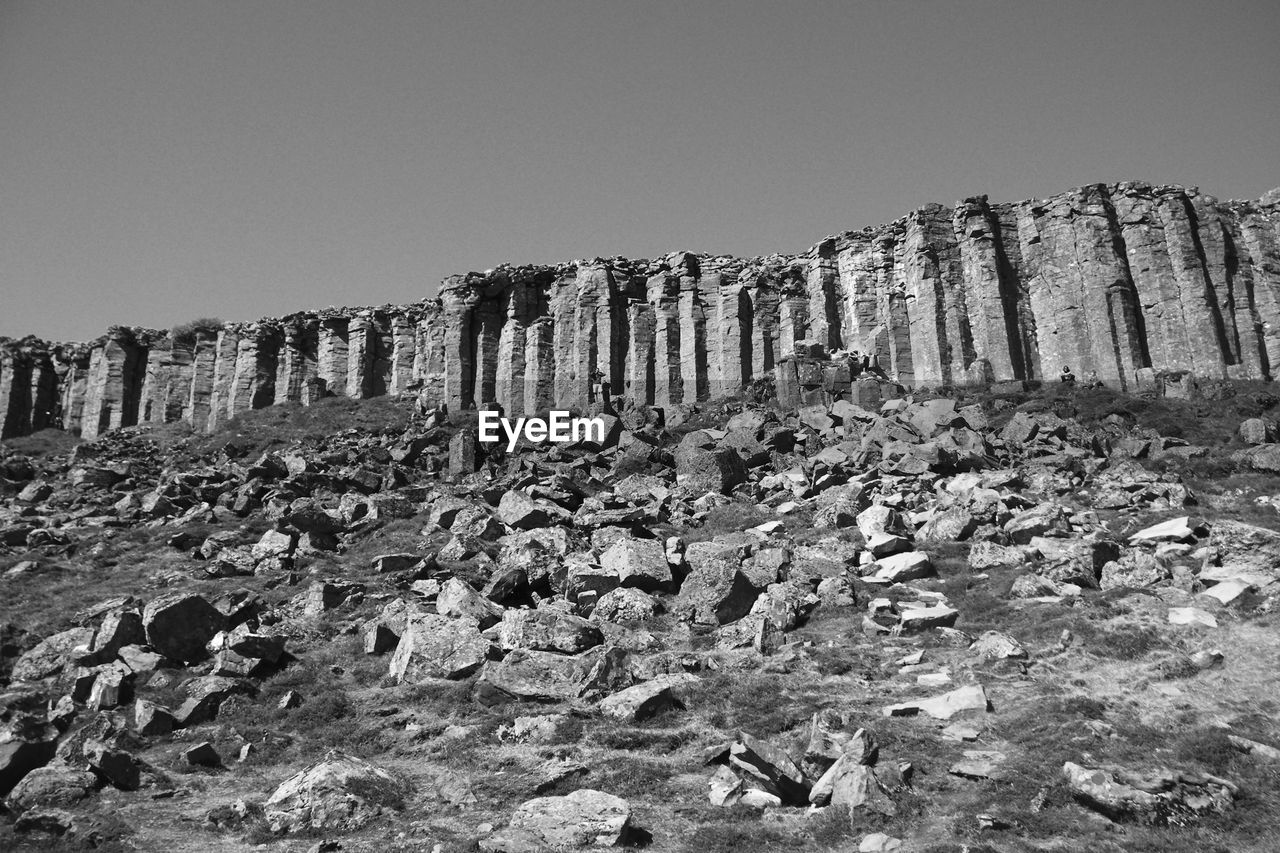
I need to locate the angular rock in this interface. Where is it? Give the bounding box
[142,593,224,664]
[389,613,489,682]
[264,751,405,833]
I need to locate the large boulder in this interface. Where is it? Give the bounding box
[436,578,504,629]
[1062,762,1235,824]
[11,628,93,681]
[672,554,759,626]
[497,491,569,530]
[389,613,490,682]
[599,538,673,592]
[142,593,224,664]
[4,765,98,813]
[498,609,603,654]
[482,789,632,850]
[0,716,59,797]
[675,442,747,495]
[264,751,406,833]
[1208,520,1280,580]
[477,646,630,703]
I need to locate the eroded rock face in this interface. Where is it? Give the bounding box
[5,182,1276,441]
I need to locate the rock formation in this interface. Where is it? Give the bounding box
[3,181,1279,439]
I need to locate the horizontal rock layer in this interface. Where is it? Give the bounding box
[2,181,1279,439]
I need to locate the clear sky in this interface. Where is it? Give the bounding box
[2,1,1277,341]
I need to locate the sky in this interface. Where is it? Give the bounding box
[2,1,1278,341]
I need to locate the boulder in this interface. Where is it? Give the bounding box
[498,609,603,654]
[4,765,97,813]
[389,613,489,682]
[0,716,59,797]
[870,551,934,583]
[1062,762,1235,824]
[264,751,405,833]
[483,789,632,850]
[11,627,93,681]
[599,538,673,592]
[142,593,224,664]
[436,578,503,629]
[883,684,989,720]
[672,555,759,625]
[592,588,662,622]
[675,445,746,495]
[597,674,695,721]
[729,731,810,805]
[477,646,630,703]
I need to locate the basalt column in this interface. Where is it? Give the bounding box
[675,255,709,402]
[230,325,280,416]
[55,345,92,434]
[388,312,417,397]
[0,349,31,439]
[317,317,351,398]
[648,270,682,407]
[1155,191,1229,380]
[206,327,241,430]
[807,239,844,353]
[626,299,656,405]
[710,269,744,398]
[495,280,529,416]
[954,198,1029,382]
[1193,195,1264,379]
[139,336,195,425]
[186,333,217,430]
[414,305,448,410]
[1235,203,1280,376]
[81,330,147,440]
[440,283,477,413]
[275,320,318,405]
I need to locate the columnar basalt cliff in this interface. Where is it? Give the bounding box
[3,181,1279,440]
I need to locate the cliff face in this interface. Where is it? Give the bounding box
[3,180,1279,440]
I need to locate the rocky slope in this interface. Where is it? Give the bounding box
[2,381,1280,851]
[3,181,1280,440]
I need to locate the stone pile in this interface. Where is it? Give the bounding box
[4,377,1278,847]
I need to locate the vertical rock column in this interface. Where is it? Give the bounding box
[648,271,682,406]
[1193,195,1264,379]
[495,280,529,416]
[1111,185,1194,375]
[954,198,1019,381]
[1235,205,1280,376]
[186,333,217,430]
[413,305,448,410]
[626,300,655,405]
[230,324,280,416]
[317,316,350,398]
[81,330,147,440]
[440,282,477,413]
[55,345,92,434]
[206,327,241,430]
[807,239,843,352]
[675,255,709,401]
[275,320,318,405]
[711,270,744,398]
[523,315,556,413]
[388,312,417,396]
[346,314,373,398]
[1156,191,1230,380]
[0,348,29,440]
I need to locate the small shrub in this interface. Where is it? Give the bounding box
[171,317,224,348]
